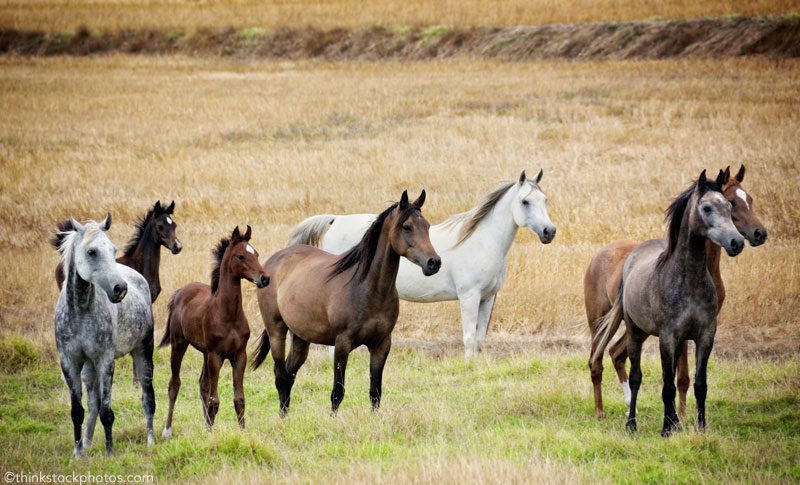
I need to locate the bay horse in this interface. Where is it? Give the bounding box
[54,200,182,384]
[53,213,155,456]
[585,165,767,420]
[253,190,441,416]
[160,226,268,437]
[591,170,744,436]
[287,171,555,360]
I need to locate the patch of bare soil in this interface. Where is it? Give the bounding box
[1,17,799,60]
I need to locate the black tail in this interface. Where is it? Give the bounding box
[51,219,72,253]
[158,293,177,348]
[251,330,271,369]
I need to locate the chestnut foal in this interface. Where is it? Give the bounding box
[160,226,268,436]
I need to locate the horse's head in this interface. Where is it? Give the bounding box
[390,190,441,276]
[511,170,556,244]
[68,213,128,303]
[227,225,269,288]
[722,165,768,247]
[152,200,182,254]
[692,170,744,257]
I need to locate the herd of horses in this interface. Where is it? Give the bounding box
[50,166,766,456]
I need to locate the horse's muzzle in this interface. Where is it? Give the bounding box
[423,257,441,276]
[171,240,183,254]
[110,283,128,303]
[255,275,270,288]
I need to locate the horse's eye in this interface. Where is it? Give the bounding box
[402,225,412,232]
[237,255,245,261]
[702,206,712,213]
[87,249,97,257]
[522,200,530,206]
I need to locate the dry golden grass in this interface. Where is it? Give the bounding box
[0,55,798,356]
[1,0,798,31]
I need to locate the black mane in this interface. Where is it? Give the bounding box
[50,219,73,253]
[123,206,158,258]
[210,237,231,293]
[660,176,722,264]
[327,202,419,283]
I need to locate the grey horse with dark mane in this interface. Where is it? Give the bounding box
[53,214,155,456]
[592,170,744,436]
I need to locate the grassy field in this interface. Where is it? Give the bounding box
[0,54,799,482]
[1,345,798,483]
[1,0,799,32]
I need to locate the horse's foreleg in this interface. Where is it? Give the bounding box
[60,356,85,457]
[457,292,481,361]
[231,350,247,429]
[626,325,646,434]
[96,357,116,456]
[659,335,680,437]
[331,336,353,414]
[163,339,188,439]
[132,345,156,446]
[81,363,99,449]
[676,341,690,421]
[475,294,496,354]
[203,353,223,430]
[368,336,392,410]
[694,326,716,432]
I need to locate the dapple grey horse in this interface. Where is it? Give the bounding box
[54,213,155,456]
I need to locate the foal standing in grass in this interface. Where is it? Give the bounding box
[253,190,441,416]
[592,170,744,436]
[54,214,155,457]
[160,226,268,436]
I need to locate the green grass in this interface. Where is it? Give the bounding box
[0,344,798,483]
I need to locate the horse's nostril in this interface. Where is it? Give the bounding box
[113,283,127,297]
[427,258,441,270]
[260,275,269,286]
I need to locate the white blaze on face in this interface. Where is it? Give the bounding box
[166,216,173,225]
[736,188,750,210]
[246,244,255,254]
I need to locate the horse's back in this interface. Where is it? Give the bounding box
[114,264,153,356]
[322,214,375,254]
[584,239,638,327]
[621,239,669,335]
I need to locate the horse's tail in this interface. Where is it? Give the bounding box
[590,280,625,366]
[158,292,178,349]
[51,219,73,253]
[251,330,271,370]
[287,214,335,247]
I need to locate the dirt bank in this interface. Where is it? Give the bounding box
[1,16,799,60]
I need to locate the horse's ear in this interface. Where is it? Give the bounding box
[244,225,252,241]
[723,166,731,185]
[736,164,745,183]
[697,169,707,189]
[154,200,162,214]
[518,170,526,184]
[166,200,175,214]
[715,169,726,189]
[69,216,85,233]
[412,189,426,208]
[399,190,409,209]
[535,169,543,184]
[232,226,241,240]
[100,212,112,231]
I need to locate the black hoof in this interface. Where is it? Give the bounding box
[626,420,637,434]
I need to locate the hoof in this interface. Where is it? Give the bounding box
[626,420,637,434]
[161,427,172,439]
[81,437,92,449]
[105,446,114,457]
[595,410,606,420]
[147,432,155,446]
[72,446,83,458]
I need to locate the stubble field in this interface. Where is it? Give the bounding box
[0,53,799,482]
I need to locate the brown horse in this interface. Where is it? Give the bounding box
[159,226,268,437]
[586,166,766,419]
[53,200,182,384]
[252,190,441,416]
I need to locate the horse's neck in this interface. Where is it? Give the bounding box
[360,224,401,299]
[65,260,95,310]
[464,189,518,257]
[212,257,242,323]
[123,222,161,286]
[705,239,723,286]
[667,203,709,280]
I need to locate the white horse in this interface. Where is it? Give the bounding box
[288,170,556,359]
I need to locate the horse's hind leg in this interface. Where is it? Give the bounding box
[675,341,690,421]
[163,338,188,439]
[131,345,156,446]
[266,322,291,417]
[82,362,99,449]
[60,356,85,457]
[131,355,140,386]
[95,356,117,456]
[625,325,646,434]
[588,335,606,419]
[609,334,631,412]
[331,335,353,414]
[231,349,248,429]
[285,333,311,402]
[368,335,392,410]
